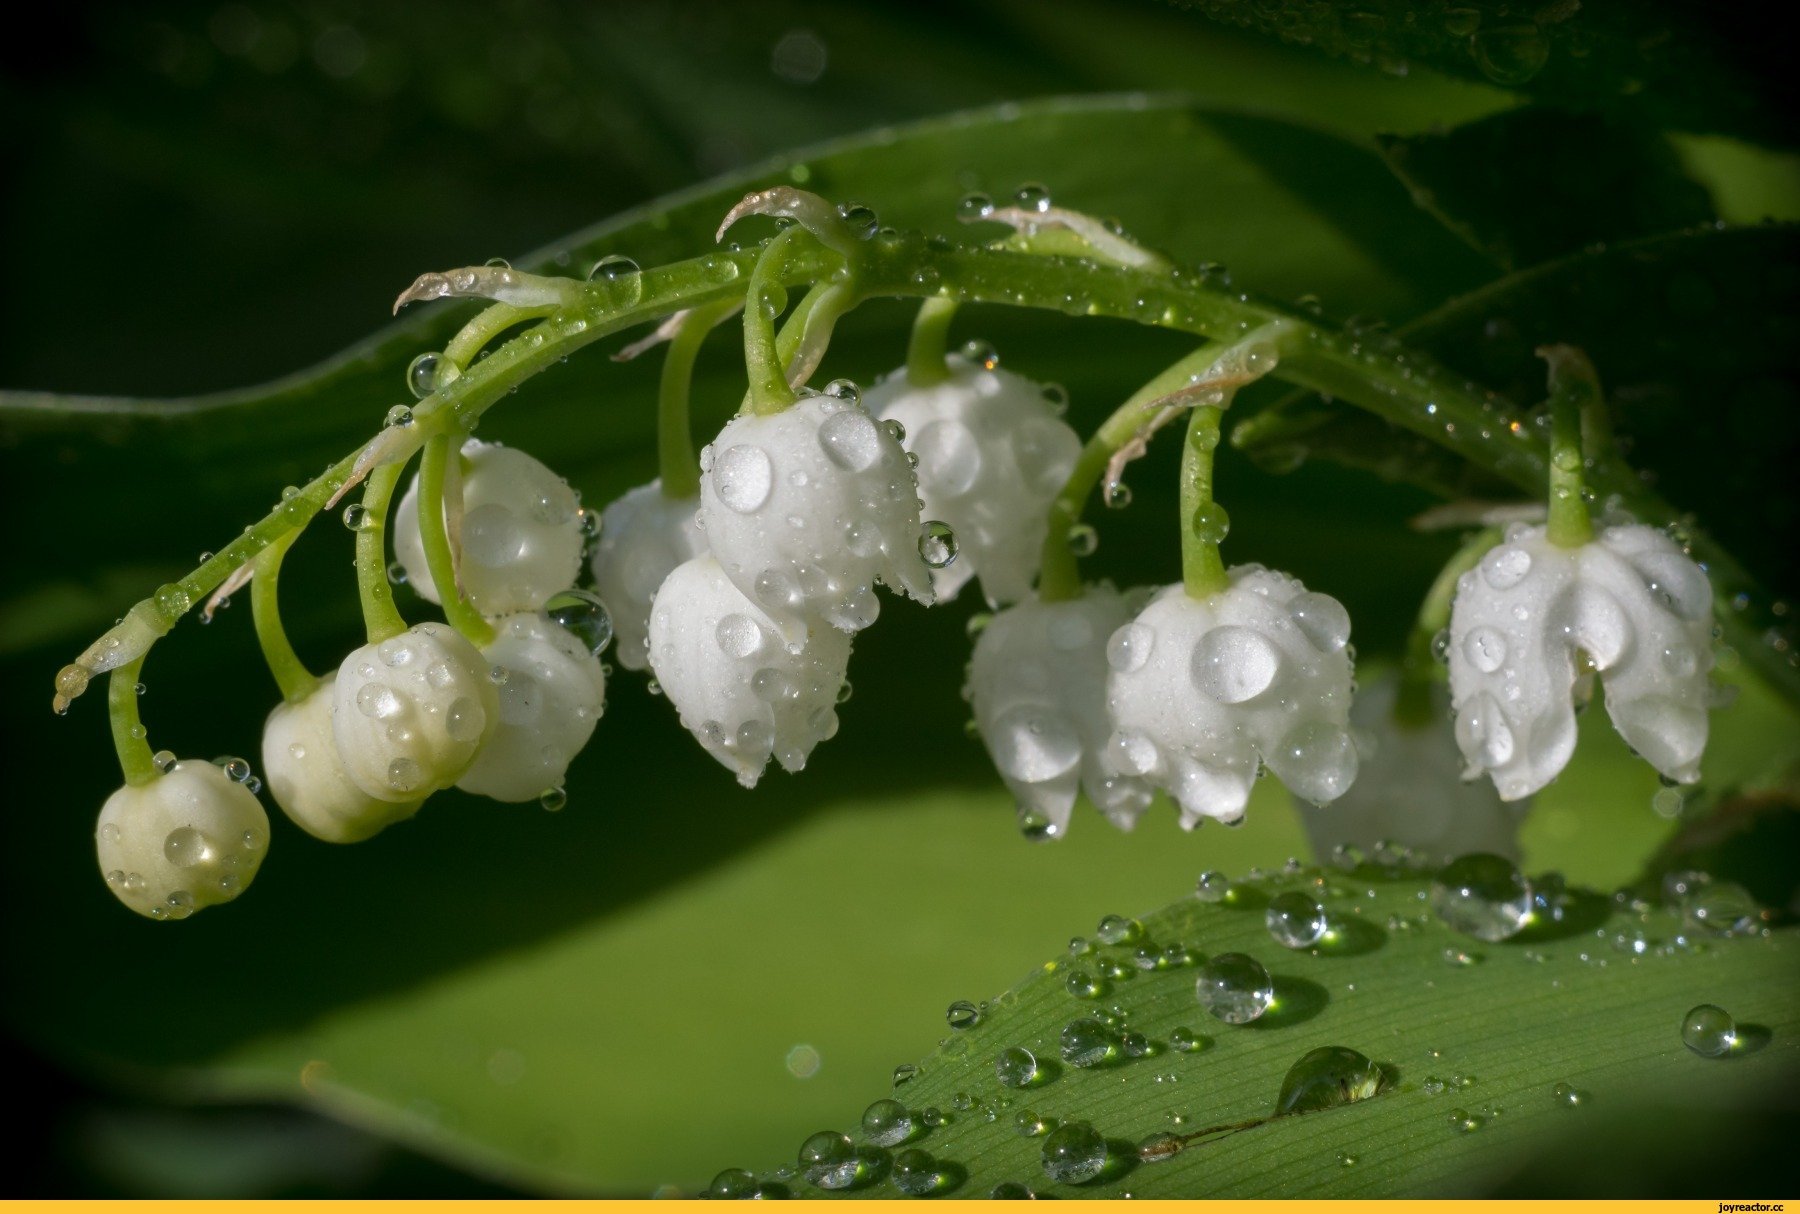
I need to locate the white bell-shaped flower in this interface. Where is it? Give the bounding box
[697,392,932,639]
[589,480,706,671]
[1104,566,1358,827]
[331,621,498,802]
[864,357,1080,606]
[647,553,852,788]
[1293,674,1530,865]
[393,439,585,616]
[1447,521,1714,800]
[97,761,270,920]
[263,678,422,843]
[968,586,1154,839]
[457,612,606,802]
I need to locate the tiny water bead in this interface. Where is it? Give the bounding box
[798,1131,862,1190]
[990,1182,1032,1199]
[861,1098,914,1147]
[1066,523,1098,556]
[1275,1046,1384,1115]
[1682,881,1761,937]
[1448,1107,1485,1133]
[1095,913,1143,945]
[1266,891,1328,949]
[1060,1017,1119,1068]
[406,351,450,399]
[544,588,614,655]
[1195,870,1232,903]
[1169,1027,1207,1053]
[706,1168,758,1199]
[995,1046,1040,1088]
[1195,952,1275,1025]
[1430,853,1533,942]
[1040,1120,1107,1185]
[1014,1109,1051,1137]
[891,1148,942,1197]
[918,520,959,568]
[1551,1081,1588,1108]
[1680,1004,1739,1057]
[946,999,981,1030]
[1138,1133,1183,1164]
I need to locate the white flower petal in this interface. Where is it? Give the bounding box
[1104,567,1358,827]
[968,586,1153,838]
[1293,674,1530,865]
[457,612,607,802]
[865,357,1079,606]
[698,394,931,640]
[331,622,498,802]
[647,554,852,788]
[263,678,421,842]
[589,480,706,671]
[394,439,585,616]
[1447,522,1713,799]
[96,761,269,920]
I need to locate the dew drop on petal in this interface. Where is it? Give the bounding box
[1192,625,1281,704]
[818,409,884,472]
[713,444,774,513]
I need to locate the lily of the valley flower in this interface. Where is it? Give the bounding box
[331,621,498,802]
[97,760,270,920]
[647,553,851,787]
[865,355,1080,606]
[456,612,607,802]
[1447,521,1714,800]
[263,678,422,842]
[1293,674,1530,865]
[968,585,1154,839]
[1104,566,1358,827]
[589,480,707,671]
[393,439,586,616]
[698,392,933,640]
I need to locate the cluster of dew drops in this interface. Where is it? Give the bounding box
[693,847,1770,1197]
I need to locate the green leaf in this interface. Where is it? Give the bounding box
[1377,107,1715,270]
[730,867,1799,1198]
[1164,1,1792,147]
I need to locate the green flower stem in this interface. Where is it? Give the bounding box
[251,529,317,703]
[443,303,555,371]
[657,301,740,499]
[417,434,495,647]
[1394,526,1503,728]
[1038,347,1221,603]
[904,297,960,387]
[742,228,809,416]
[109,657,156,787]
[355,461,408,644]
[1181,403,1229,600]
[1542,346,1597,548]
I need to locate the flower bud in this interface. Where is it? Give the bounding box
[865,357,1079,606]
[332,622,498,802]
[647,554,852,788]
[698,393,932,640]
[457,612,606,802]
[262,678,422,843]
[1293,674,1529,865]
[97,761,269,920]
[1104,566,1358,827]
[1447,522,1714,800]
[393,439,585,616]
[589,480,706,671]
[968,586,1154,839]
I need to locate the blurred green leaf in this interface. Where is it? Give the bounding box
[736,865,1798,1198]
[1165,0,1792,147]
[1377,107,1715,270]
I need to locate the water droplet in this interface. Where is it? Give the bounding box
[342,503,371,531]
[1066,524,1097,556]
[1289,592,1351,653]
[1104,482,1133,509]
[1551,1081,1587,1108]
[1138,1133,1183,1164]
[1681,1004,1739,1057]
[152,750,178,774]
[384,404,414,428]
[386,756,422,793]
[1195,870,1232,902]
[1192,625,1281,704]
[1040,1120,1106,1184]
[1276,1046,1384,1114]
[1463,626,1508,673]
[539,787,567,812]
[1479,545,1532,590]
[946,999,980,1030]
[1195,952,1274,1024]
[1471,22,1549,85]
[798,1131,862,1190]
[1266,891,1327,949]
[1060,1018,1118,1068]
[1014,183,1053,214]
[1169,1027,1207,1053]
[1682,881,1760,937]
[957,192,995,221]
[919,521,958,568]
[221,756,252,783]
[1448,1107,1485,1133]
[891,1148,941,1196]
[1431,853,1532,942]
[406,351,448,399]
[1190,502,1231,544]
[1106,623,1154,674]
[162,827,216,868]
[892,1063,919,1088]
[1065,970,1104,999]
[812,407,883,473]
[707,1168,758,1199]
[714,444,774,513]
[1096,914,1142,946]
[996,1046,1040,1088]
[861,1098,914,1147]
[544,588,613,654]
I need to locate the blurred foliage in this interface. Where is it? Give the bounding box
[1,0,1795,1197]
